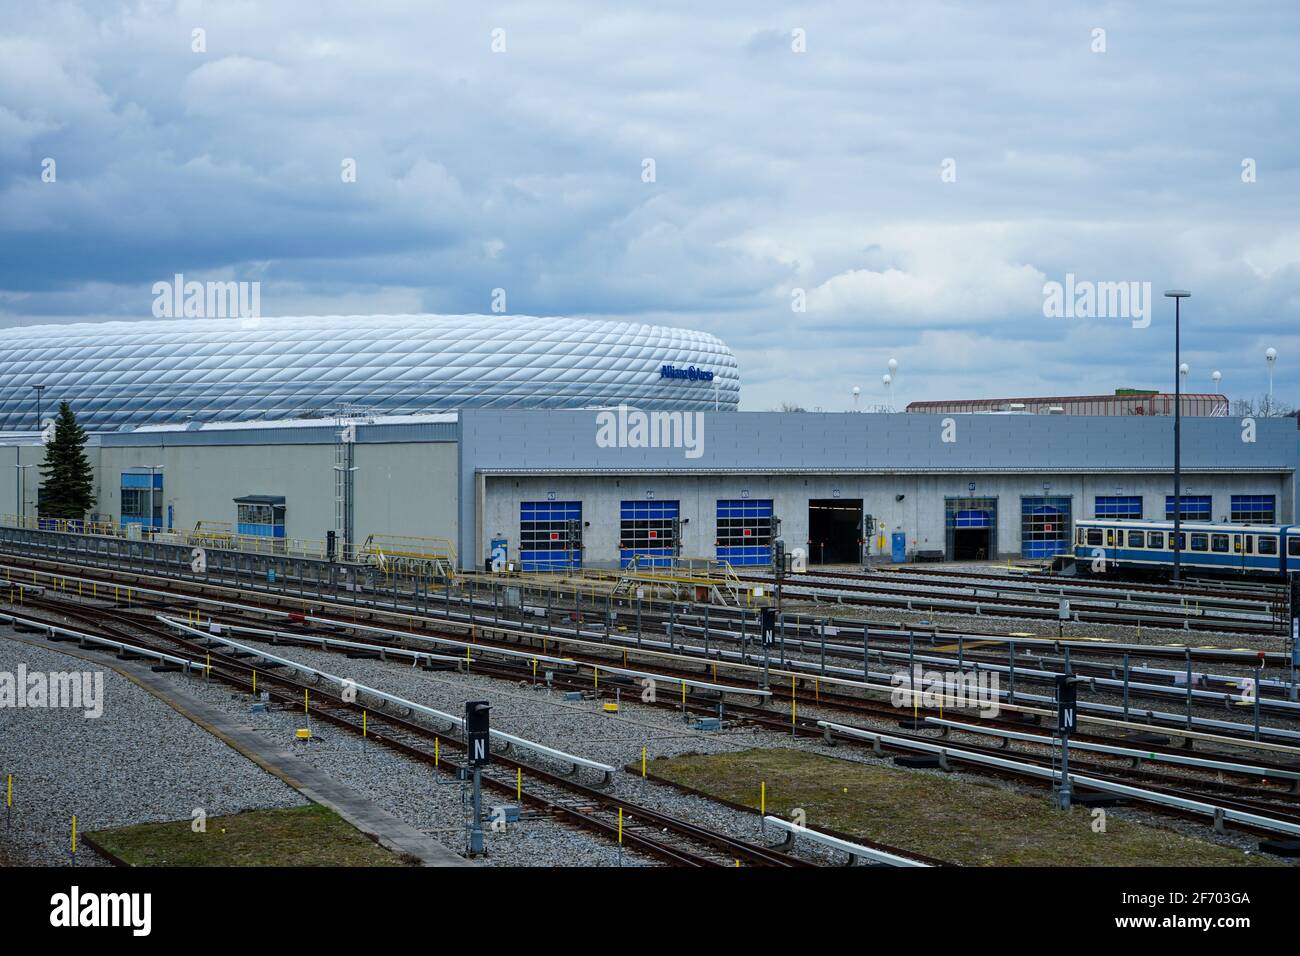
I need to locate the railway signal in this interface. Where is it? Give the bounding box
[466,700,491,854]
[1055,675,1081,809]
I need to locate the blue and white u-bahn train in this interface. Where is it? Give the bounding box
[1073,518,1300,579]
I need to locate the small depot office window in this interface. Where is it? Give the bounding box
[1190,533,1209,552]
[1127,530,1144,548]
[1211,534,1229,553]
[1259,536,1278,555]
[1086,529,1103,546]
[1289,537,1300,557]
[1147,531,1164,549]
[234,496,286,538]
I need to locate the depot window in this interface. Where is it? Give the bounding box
[1230,495,1276,524]
[620,500,680,568]
[121,471,163,530]
[1094,495,1142,519]
[519,501,582,571]
[234,495,286,538]
[1165,495,1211,522]
[716,499,773,566]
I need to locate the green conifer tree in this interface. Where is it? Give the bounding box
[38,401,96,520]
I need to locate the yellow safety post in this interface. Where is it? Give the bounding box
[71,815,77,854]
[641,747,647,777]
[466,644,471,668]
[815,678,819,703]
[531,659,537,681]
[205,652,210,679]
[78,580,82,597]
[363,711,367,738]
[618,807,623,845]
[304,688,308,715]
[251,670,256,695]
[681,681,686,706]
[594,666,599,690]
[761,781,766,816]
[434,738,440,768]
[516,768,521,800]
[6,773,11,810]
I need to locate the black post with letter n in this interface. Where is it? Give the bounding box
[466,700,490,854]
[1055,675,1079,809]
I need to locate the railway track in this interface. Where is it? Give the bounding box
[735,568,1288,635]
[3,593,818,868]
[8,551,1300,850]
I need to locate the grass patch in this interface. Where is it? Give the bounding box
[86,804,415,867]
[651,748,1281,867]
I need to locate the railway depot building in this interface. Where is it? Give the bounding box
[0,410,1293,571]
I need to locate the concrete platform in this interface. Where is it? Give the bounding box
[2,630,471,867]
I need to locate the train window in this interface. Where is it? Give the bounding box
[1171,532,1186,550]
[1245,536,1254,554]
[1233,535,1242,553]
[1259,536,1278,555]
[1147,531,1164,548]
[1127,531,1144,548]
[1190,533,1209,551]
[1290,537,1300,557]
[1106,529,1115,546]
[1077,528,1087,545]
[1211,534,1229,553]
[1087,529,1102,546]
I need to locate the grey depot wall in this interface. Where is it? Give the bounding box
[481,470,1292,568]
[99,442,338,539]
[458,409,1299,567]
[95,426,459,547]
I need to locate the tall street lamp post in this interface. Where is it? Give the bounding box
[1165,290,1190,583]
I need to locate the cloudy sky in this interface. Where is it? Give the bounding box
[2,1,1298,411]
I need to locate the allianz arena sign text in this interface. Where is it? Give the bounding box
[659,364,715,382]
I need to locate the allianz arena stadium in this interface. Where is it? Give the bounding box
[0,315,739,431]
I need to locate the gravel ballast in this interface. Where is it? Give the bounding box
[0,632,306,866]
